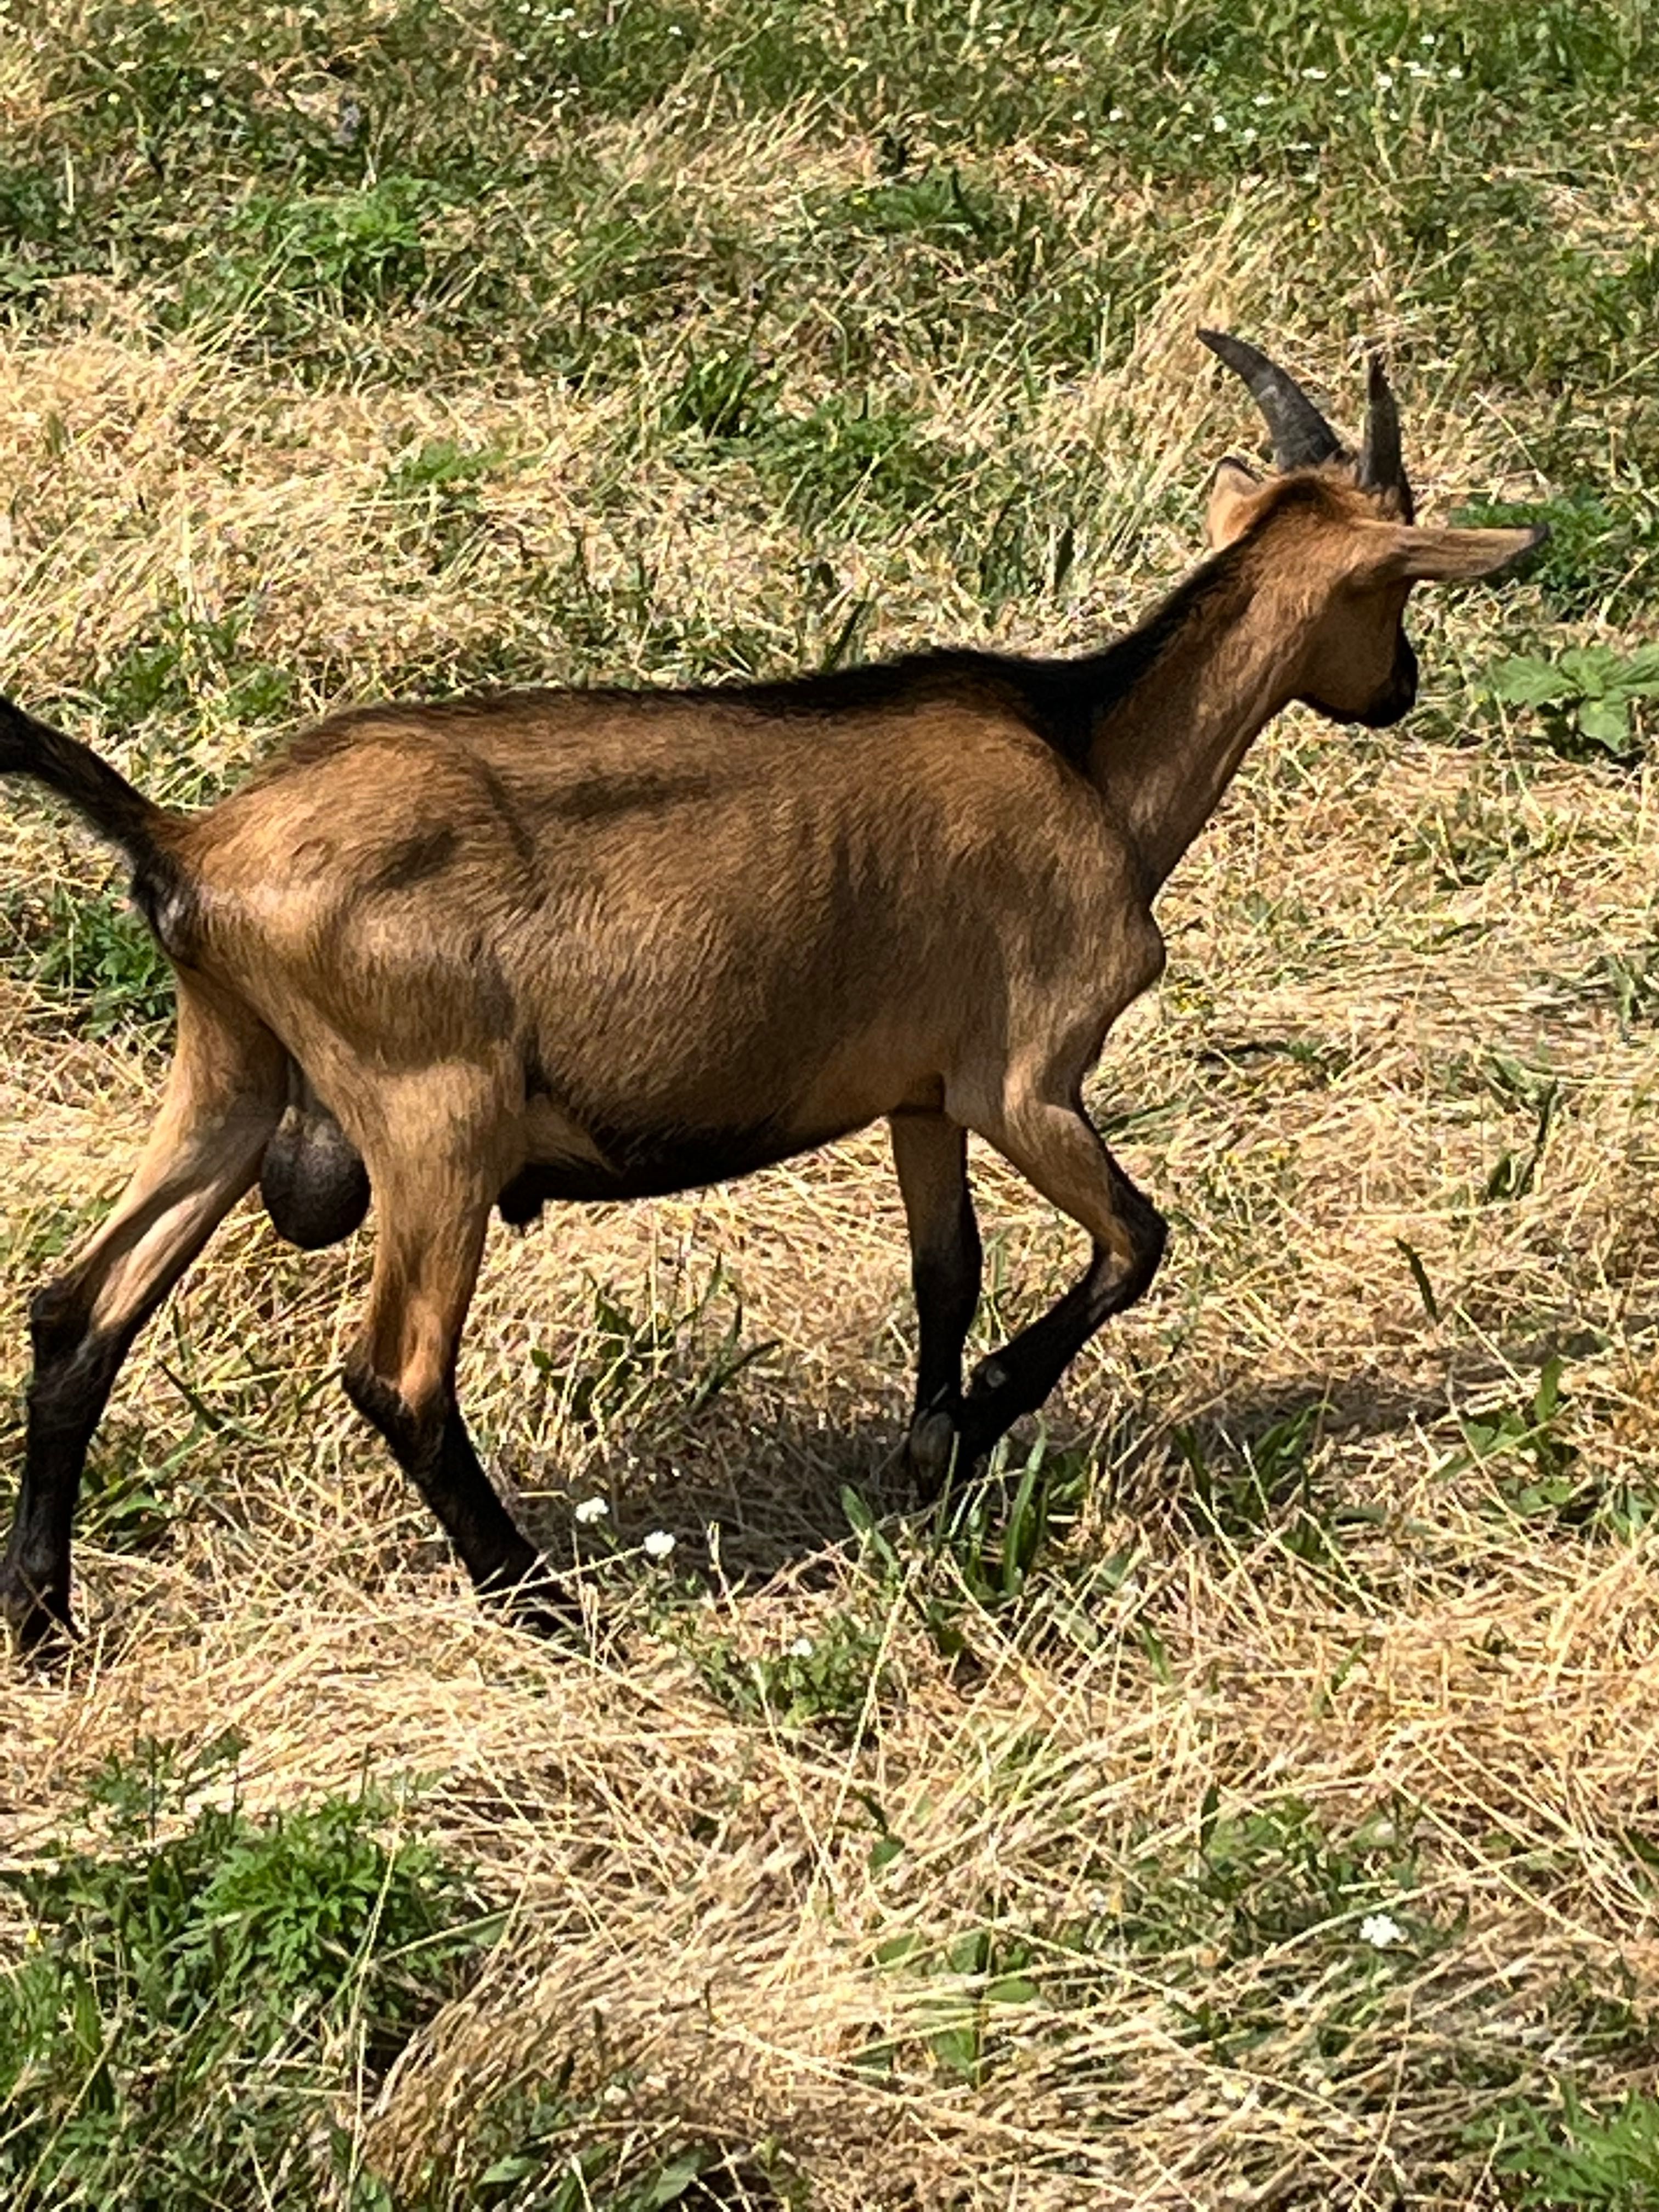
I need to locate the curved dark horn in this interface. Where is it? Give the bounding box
[1359,351,1414,521]
[1197,328,1345,471]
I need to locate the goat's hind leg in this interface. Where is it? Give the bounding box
[956,1098,1166,1466]
[889,1110,982,1502]
[1,989,285,1651]
[340,1124,575,1637]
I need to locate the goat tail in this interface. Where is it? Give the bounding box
[0,695,173,875]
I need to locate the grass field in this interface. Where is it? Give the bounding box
[3,2,1659,2204]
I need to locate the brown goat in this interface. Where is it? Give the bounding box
[0,335,1541,1650]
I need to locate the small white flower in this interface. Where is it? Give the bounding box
[1108,105,1125,121]
[788,1635,815,1658]
[1253,92,1272,106]
[643,1529,675,1560]
[573,1496,608,1525]
[1301,65,1328,80]
[1376,70,1395,90]
[1359,1911,1404,1950]
[1212,113,1228,131]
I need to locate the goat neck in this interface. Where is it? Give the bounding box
[1085,533,1316,895]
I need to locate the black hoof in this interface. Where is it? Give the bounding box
[0,1560,77,1659]
[904,1409,963,1504]
[485,1560,584,1641]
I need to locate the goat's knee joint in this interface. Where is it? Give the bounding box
[26,1317,127,1438]
[1116,1198,1167,1305]
[29,1279,91,1369]
[342,1356,442,1465]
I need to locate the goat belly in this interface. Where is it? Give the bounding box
[498,1119,844,1220]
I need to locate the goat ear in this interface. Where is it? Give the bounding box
[1362,521,1549,585]
[1204,456,1262,549]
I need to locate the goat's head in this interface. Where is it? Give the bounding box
[1197,330,1544,729]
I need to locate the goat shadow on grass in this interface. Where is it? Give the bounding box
[1143,1368,1450,1469]
[500,1315,1643,1601]
[499,1367,1412,1599]
[503,1392,917,1594]
[1111,1328,1630,1523]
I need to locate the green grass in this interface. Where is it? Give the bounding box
[8,0,1657,423]
[1483,2090,1659,2210]
[3,874,176,1044]
[0,1740,494,2211]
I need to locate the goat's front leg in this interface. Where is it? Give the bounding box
[889,1109,981,1501]
[956,1097,1166,1465]
[340,1141,575,1637]
[2,991,285,1652]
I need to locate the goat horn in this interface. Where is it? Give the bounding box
[1358,350,1415,521]
[1197,329,1345,471]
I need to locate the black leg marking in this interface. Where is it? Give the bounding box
[889,1113,984,1502]
[1,986,286,1653]
[0,1285,135,1650]
[957,1153,1165,1464]
[341,1359,578,1637]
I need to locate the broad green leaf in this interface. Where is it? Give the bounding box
[479,2154,540,2186]
[1578,695,1634,750]
[875,1931,923,1967]
[1558,645,1622,694]
[929,2023,981,2078]
[1486,656,1577,706]
[947,1930,990,1974]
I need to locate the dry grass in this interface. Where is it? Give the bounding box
[4,7,1659,2204]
